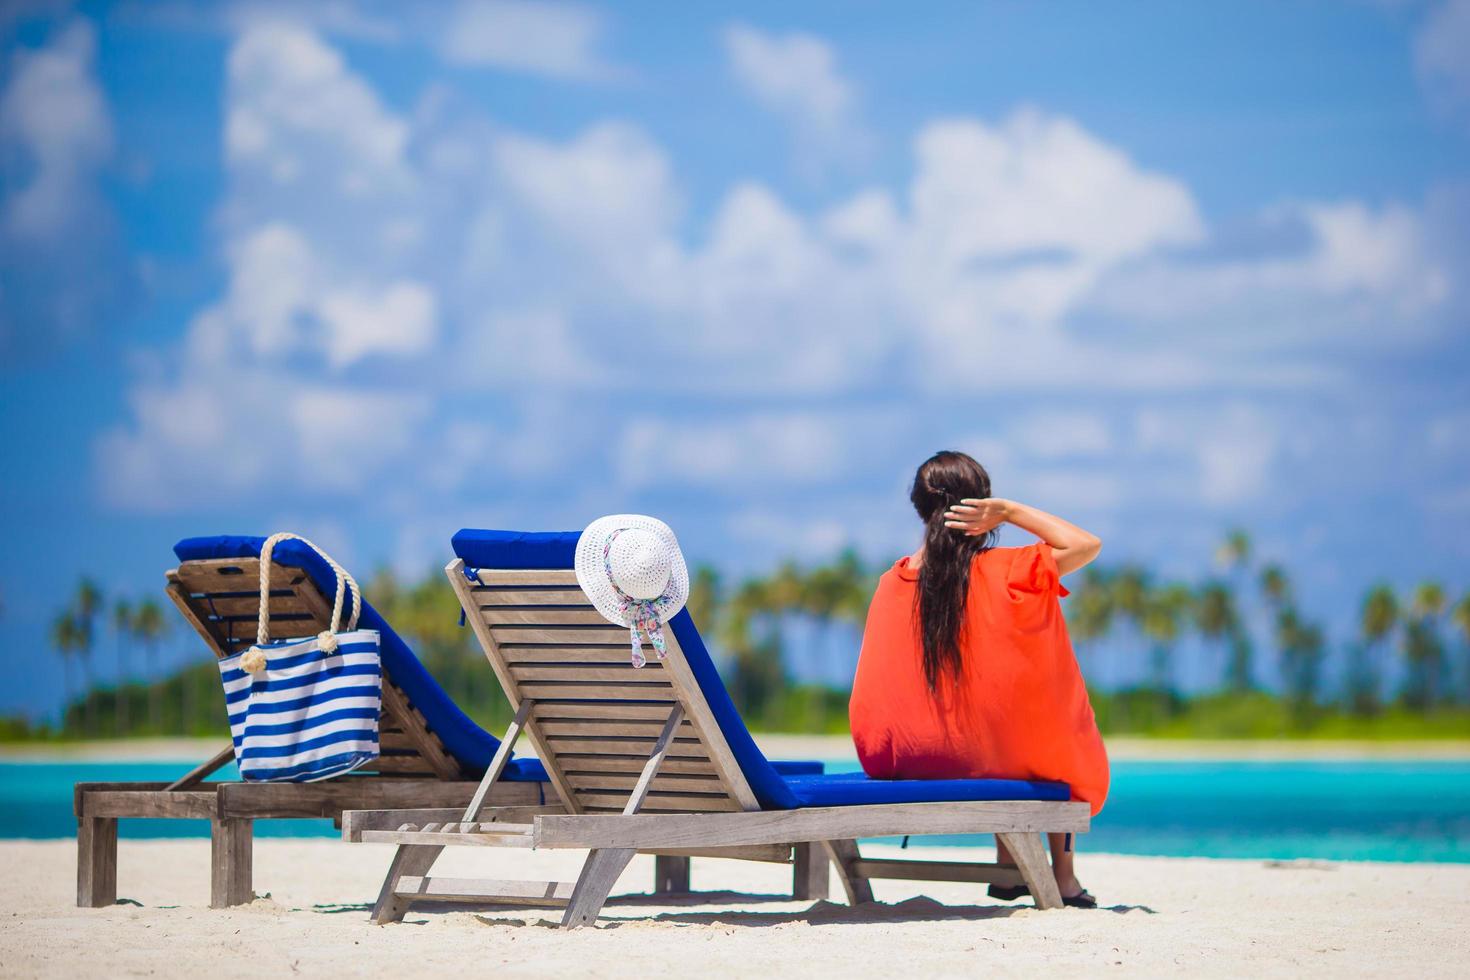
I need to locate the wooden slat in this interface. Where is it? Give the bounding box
[190,593,315,617]
[363,755,438,775]
[533,800,1093,849]
[481,608,609,626]
[342,805,565,837]
[378,679,461,780]
[358,829,536,847]
[477,590,591,606]
[851,858,1025,886]
[488,626,633,645]
[79,789,220,819]
[543,735,704,754]
[217,779,540,819]
[534,719,694,738]
[509,665,666,683]
[515,682,678,702]
[573,791,740,813]
[503,647,643,665]
[565,772,721,793]
[639,845,795,863]
[530,701,688,722]
[470,569,580,587]
[394,876,575,906]
[164,576,230,659]
[377,730,421,752]
[558,755,717,776]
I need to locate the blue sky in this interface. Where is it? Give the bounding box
[1,0,1467,719]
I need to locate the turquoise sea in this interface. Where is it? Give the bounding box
[4,758,1468,863]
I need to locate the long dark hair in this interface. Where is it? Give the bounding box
[910,450,996,692]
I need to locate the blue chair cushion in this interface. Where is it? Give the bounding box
[454,529,1070,811]
[784,772,1070,807]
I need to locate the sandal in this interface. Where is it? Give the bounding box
[987,883,1029,901]
[1062,889,1097,909]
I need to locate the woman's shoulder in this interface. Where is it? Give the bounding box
[974,543,1067,596]
[974,543,1047,565]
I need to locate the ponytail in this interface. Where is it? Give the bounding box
[910,451,996,692]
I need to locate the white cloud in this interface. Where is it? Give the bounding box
[1414,0,1470,128]
[1011,412,1113,459]
[439,0,621,81]
[724,23,869,176]
[290,388,431,491]
[96,18,1462,573]
[1135,404,1281,506]
[0,17,136,354]
[225,19,411,194]
[617,413,852,491]
[318,281,437,368]
[1088,200,1448,348]
[98,22,440,507]
[0,19,112,240]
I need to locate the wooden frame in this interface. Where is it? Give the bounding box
[74,556,538,909]
[345,560,1088,928]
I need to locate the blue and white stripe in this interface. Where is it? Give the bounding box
[218,630,382,782]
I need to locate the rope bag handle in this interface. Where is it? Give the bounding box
[241,532,361,674]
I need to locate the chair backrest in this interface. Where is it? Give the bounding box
[166,557,461,779]
[449,560,761,814]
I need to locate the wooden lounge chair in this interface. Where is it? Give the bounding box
[75,535,823,910]
[343,530,1089,929]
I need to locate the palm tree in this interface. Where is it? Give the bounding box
[1276,606,1325,722]
[1453,593,1470,706]
[1251,564,1292,693]
[132,599,168,732]
[686,565,723,633]
[1108,565,1151,689]
[1355,584,1398,714]
[113,599,133,736]
[1259,564,1290,609]
[1141,583,1192,693]
[72,578,103,736]
[1194,580,1239,692]
[1402,582,1447,710]
[50,611,83,733]
[1067,567,1115,674]
[1215,528,1251,571]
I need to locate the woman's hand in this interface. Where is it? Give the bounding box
[943,498,1012,536]
[947,497,1102,576]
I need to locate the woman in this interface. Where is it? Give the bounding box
[849,450,1109,907]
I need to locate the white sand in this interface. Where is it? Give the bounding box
[4,839,1467,978]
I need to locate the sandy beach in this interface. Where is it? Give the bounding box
[3,838,1467,978]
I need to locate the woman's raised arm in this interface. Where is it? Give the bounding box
[943,498,1103,576]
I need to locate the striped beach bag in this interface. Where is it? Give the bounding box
[217,533,382,782]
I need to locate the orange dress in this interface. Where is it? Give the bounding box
[849,543,1109,815]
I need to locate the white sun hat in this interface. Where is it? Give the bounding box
[575,514,690,668]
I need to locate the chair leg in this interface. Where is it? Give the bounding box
[561,847,636,929]
[77,816,118,908]
[995,832,1062,910]
[653,854,690,894]
[821,839,873,905]
[210,818,254,908]
[792,842,830,901]
[371,844,445,925]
